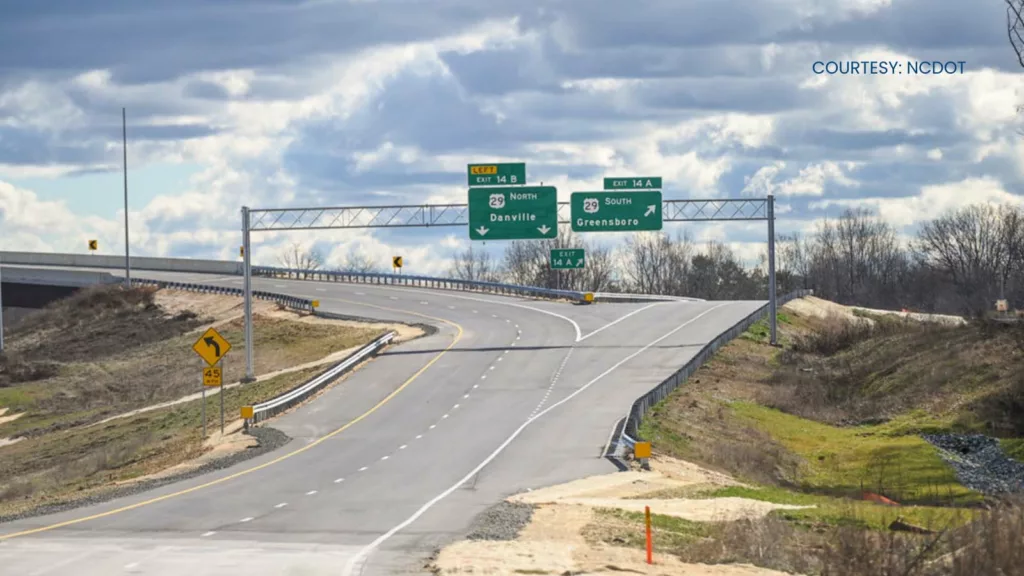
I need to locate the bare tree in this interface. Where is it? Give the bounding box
[579,243,615,292]
[449,245,501,282]
[339,251,380,274]
[278,241,324,278]
[620,230,693,295]
[1008,0,1024,68]
[915,204,1023,314]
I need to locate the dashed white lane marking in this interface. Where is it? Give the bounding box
[497,357,502,361]
[381,455,389,461]
[463,394,469,398]
[472,384,479,389]
[453,404,460,409]
[473,310,478,313]
[448,305,455,309]
[343,303,730,576]
[390,296,398,300]
[515,324,519,328]
[491,314,498,318]
[529,347,574,418]
[429,424,436,429]
[274,284,286,288]
[415,434,423,439]
[316,288,326,291]
[125,563,139,570]
[442,414,449,419]
[399,444,407,450]
[503,350,509,355]
[421,301,428,305]
[358,466,368,472]
[355,292,365,295]
[335,478,344,483]
[306,490,317,496]
[489,366,495,370]
[202,531,216,537]
[275,502,288,508]
[240,517,254,523]
[481,374,487,379]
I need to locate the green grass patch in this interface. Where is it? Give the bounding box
[589,508,708,551]
[1001,438,1024,462]
[729,401,981,506]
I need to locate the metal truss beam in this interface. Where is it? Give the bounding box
[247,199,767,231]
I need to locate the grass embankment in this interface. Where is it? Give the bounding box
[602,297,1024,574]
[0,285,384,516]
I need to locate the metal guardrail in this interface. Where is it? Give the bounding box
[607,289,814,467]
[244,331,396,425]
[251,266,697,304]
[130,278,315,312]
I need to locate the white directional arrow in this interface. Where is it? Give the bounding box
[476,226,489,236]
[645,205,657,217]
[576,258,584,266]
[538,225,551,234]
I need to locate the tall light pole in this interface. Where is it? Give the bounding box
[0,253,5,353]
[123,107,131,289]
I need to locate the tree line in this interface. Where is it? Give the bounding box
[446,202,1024,316]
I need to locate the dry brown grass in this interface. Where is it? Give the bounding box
[591,499,1024,576]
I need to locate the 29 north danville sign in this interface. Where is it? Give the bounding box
[570,191,663,232]
[468,186,558,240]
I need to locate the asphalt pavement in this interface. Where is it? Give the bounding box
[0,269,766,575]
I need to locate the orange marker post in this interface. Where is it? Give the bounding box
[645,505,653,564]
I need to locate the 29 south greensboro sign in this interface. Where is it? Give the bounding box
[570,191,663,232]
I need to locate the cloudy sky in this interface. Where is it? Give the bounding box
[1,0,1022,275]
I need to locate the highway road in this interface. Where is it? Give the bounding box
[0,269,765,575]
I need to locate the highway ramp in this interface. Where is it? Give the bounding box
[0,270,764,575]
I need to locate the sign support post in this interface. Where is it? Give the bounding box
[219,359,225,435]
[201,366,207,438]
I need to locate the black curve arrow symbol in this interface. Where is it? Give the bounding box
[204,337,220,357]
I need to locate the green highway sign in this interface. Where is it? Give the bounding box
[469,186,558,240]
[551,249,585,270]
[468,163,526,186]
[603,177,662,190]
[571,191,663,232]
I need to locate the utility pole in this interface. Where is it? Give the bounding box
[122,108,131,289]
[0,253,5,353]
[767,192,778,345]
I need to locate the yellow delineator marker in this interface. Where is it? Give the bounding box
[240,406,254,419]
[393,256,403,269]
[584,293,594,303]
[88,239,98,251]
[634,441,652,459]
[192,327,231,366]
[311,300,320,308]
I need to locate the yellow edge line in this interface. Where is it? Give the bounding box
[0,298,463,541]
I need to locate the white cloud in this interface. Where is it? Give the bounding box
[810,177,1023,228]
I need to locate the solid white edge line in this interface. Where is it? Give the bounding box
[342,302,730,575]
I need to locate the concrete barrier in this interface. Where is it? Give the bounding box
[0,266,121,288]
[0,251,240,275]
